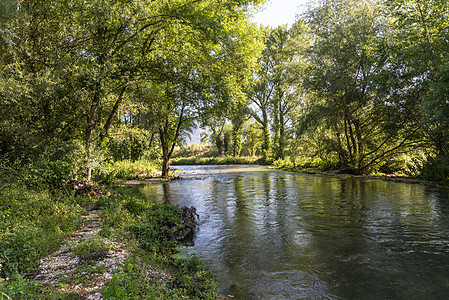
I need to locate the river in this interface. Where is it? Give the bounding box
[139,165,449,299]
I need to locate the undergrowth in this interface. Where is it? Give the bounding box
[0,184,87,298]
[1,182,218,299]
[98,187,218,299]
[95,160,160,183]
[0,185,84,277]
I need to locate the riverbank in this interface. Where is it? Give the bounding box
[171,156,443,187]
[0,183,219,299]
[273,165,445,187]
[171,156,270,166]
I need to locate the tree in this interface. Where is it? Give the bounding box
[0,0,265,179]
[384,0,449,156]
[241,120,263,156]
[0,0,83,161]
[141,0,263,177]
[248,25,302,160]
[299,0,422,173]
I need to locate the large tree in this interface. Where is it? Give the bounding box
[384,0,449,156]
[299,0,423,173]
[0,0,265,178]
[248,25,302,160]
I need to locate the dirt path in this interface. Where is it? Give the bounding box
[34,209,129,299]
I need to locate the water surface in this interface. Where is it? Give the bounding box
[140,165,449,299]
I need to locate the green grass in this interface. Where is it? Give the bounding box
[0,184,87,298]
[0,181,218,299]
[172,155,268,166]
[0,185,84,277]
[72,236,110,256]
[97,186,218,299]
[102,251,217,300]
[95,160,160,183]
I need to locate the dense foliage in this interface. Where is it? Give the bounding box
[0,0,264,179]
[2,0,448,182]
[1,0,449,297]
[230,0,447,182]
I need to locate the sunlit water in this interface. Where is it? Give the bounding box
[140,165,449,299]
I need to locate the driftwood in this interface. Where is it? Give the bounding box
[64,179,99,197]
[173,206,199,241]
[155,206,199,243]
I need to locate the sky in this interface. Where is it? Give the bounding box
[252,0,309,27]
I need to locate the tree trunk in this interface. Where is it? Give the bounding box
[273,98,281,159]
[161,154,170,178]
[217,137,225,157]
[160,124,170,178]
[100,82,130,142]
[278,109,285,159]
[262,110,271,160]
[159,104,185,178]
[232,126,242,157]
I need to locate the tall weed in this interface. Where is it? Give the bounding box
[0,185,83,277]
[95,160,160,183]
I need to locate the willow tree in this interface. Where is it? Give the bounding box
[300,0,422,173]
[384,0,449,157]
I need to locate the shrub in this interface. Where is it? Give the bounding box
[30,160,71,190]
[127,203,182,252]
[174,255,218,299]
[95,160,160,183]
[419,155,449,184]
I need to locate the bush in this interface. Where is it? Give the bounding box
[30,160,71,190]
[419,155,449,184]
[95,160,160,183]
[174,255,218,299]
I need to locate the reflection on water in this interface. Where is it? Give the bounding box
[140,165,449,299]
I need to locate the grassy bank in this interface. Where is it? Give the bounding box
[271,157,449,187]
[171,156,270,166]
[0,183,218,299]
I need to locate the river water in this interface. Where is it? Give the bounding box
[139,165,449,299]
